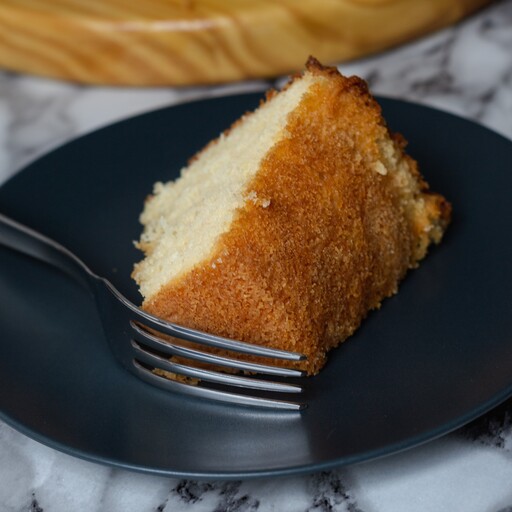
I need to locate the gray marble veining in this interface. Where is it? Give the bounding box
[1,1,512,510]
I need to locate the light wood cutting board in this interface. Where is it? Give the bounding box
[0,0,492,86]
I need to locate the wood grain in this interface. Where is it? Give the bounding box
[0,0,492,85]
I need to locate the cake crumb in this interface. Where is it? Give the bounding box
[246,190,271,208]
[246,190,258,203]
[373,161,388,175]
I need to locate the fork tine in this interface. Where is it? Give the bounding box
[130,321,306,378]
[132,341,303,393]
[132,361,306,411]
[108,283,306,361]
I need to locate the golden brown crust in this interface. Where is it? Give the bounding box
[141,60,451,375]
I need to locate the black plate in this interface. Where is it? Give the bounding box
[0,94,511,479]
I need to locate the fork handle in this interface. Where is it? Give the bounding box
[0,212,95,289]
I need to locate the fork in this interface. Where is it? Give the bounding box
[0,213,307,411]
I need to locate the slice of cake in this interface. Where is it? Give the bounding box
[132,57,451,375]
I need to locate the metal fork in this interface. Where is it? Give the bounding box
[0,213,307,411]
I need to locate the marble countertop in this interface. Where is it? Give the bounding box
[1,1,512,510]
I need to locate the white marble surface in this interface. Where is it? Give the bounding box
[1,1,512,510]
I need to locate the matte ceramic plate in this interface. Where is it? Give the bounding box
[0,94,511,479]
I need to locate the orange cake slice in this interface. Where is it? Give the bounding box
[132,57,451,375]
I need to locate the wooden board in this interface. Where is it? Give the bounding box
[0,0,492,86]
